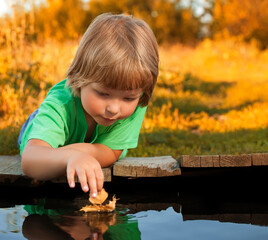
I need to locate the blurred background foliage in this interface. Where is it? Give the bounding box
[1,0,268,157]
[2,0,268,45]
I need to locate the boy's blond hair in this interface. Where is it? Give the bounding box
[66,13,159,107]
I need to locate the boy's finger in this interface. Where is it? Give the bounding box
[66,167,75,188]
[92,232,98,240]
[77,170,89,192]
[94,168,104,192]
[86,171,98,197]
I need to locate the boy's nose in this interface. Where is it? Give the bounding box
[106,102,120,116]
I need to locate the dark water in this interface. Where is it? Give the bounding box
[1,167,268,240]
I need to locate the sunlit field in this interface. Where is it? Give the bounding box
[1,28,268,157]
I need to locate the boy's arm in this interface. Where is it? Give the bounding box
[21,139,122,195]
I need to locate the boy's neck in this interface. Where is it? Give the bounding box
[83,110,97,142]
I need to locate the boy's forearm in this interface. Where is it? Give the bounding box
[21,145,75,180]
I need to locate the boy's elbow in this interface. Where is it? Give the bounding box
[21,152,31,177]
[21,155,43,180]
[21,148,39,179]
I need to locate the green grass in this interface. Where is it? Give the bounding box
[0,126,20,155]
[128,127,268,158]
[4,125,268,157]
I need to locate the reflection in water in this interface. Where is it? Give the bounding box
[0,205,28,234]
[0,199,142,240]
[85,212,116,235]
[102,212,141,240]
[22,203,141,240]
[19,205,268,240]
[1,203,268,240]
[23,214,74,240]
[134,207,268,240]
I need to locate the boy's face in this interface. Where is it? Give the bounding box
[80,83,142,126]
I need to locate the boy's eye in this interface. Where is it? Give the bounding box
[124,97,137,101]
[96,90,109,97]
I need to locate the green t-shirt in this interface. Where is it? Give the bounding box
[20,79,146,159]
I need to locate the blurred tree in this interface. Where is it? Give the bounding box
[35,0,87,41]
[1,0,204,45]
[87,0,199,44]
[213,0,268,48]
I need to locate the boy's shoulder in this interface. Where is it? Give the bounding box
[44,79,75,105]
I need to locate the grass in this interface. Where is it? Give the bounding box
[128,128,268,158]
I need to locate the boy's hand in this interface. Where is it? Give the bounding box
[66,152,104,197]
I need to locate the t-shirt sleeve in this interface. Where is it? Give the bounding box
[94,106,147,154]
[20,101,69,154]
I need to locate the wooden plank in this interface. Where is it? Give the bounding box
[219,214,251,224]
[113,156,181,177]
[220,154,252,167]
[118,203,181,213]
[51,167,112,183]
[101,168,112,182]
[0,155,21,173]
[0,155,111,182]
[252,153,268,166]
[179,154,253,168]
[200,155,220,167]
[251,214,268,226]
[183,214,220,221]
[0,155,25,183]
[1,153,268,183]
[3,159,24,175]
[177,155,200,167]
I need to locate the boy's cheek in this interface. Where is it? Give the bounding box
[121,102,139,119]
[86,102,103,115]
[82,95,103,114]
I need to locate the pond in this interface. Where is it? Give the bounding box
[1,167,268,240]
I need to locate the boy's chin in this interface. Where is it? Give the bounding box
[97,117,117,126]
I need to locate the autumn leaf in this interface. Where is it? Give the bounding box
[80,189,117,213]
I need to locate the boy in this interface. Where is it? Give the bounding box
[18,13,159,197]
